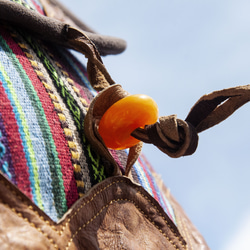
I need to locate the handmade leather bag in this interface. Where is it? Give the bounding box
[1,0,250,249]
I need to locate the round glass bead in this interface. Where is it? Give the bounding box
[98,94,158,150]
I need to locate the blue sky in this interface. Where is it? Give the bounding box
[60,1,250,249]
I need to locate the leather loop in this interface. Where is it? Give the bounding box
[132,115,199,158]
[185,85,250,132]
[84,84,143,176]
[132,84,250,158]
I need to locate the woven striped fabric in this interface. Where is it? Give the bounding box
[0,0,176,224]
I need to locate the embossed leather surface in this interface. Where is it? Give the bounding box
[0,172,188,250]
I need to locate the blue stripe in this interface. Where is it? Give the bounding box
[0,65,37,202]
[0,43,58,220]
[139,155,176,222]
[31,0,44,11]
[124,149,154,195]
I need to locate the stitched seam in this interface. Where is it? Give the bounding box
[1,174,186,248]
[59,179,124,234]
[136,189,183,240]
[0,197,58,249]
[65,198,181,250]
[182,217,193,250]
[0,178,185,249]
[175,211,189,250]
[63,179,185,249]
[0,179,123,235]
[0,179,57,230]
[137,190,186,249]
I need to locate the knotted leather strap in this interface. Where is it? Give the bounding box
[132,85,250,157]
[85,84,250,175]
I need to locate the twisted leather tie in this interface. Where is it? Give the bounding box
[132,85,250,158]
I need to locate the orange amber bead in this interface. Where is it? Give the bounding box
[98,94,158,150]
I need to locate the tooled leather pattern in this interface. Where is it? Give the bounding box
[0,173,187,250]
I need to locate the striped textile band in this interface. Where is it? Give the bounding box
[0,0,177,225]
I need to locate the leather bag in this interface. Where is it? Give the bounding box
[1,0,250,249]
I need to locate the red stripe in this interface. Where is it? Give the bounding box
[0,82,32,199]
[140,154,173,220]
[31,0,44,15]
[1,29,78,207]
[110,149,125,173]
[138,156,158,200]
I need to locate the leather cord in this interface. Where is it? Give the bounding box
[0,0,127,56]
[0,0,122,90]
[131,85,250,158]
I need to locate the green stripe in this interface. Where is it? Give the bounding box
[13,32,68,217]
[10,0,34,10]
[0,36,44,208]
[16,35,68,218]
[24,32,107,189]
[2,30,69,217]
[0,60,43,207]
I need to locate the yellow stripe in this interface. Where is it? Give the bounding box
[42,81,52,90]
[63,128,73,137]
[72,86,80,94]
[68,141,77,150]
[76,180,85,188]
[67,78,74,84]
[71,151,80,161]
[24,52,33,59]
[58,113,66,122]
[18,43,28,49]
[35,70,44,77]
[30,60,38,67]
[49,93,58,101]
[61,70,69,76]
[53,102,63,111]
[73,164,81,173]
[80,98,88,106]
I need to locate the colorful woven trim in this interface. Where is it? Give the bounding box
[10,0,44,14]
[0,0,176,225]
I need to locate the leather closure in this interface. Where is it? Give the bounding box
[84,84,144,177]
[0,172,187,249]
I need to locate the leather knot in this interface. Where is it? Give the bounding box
[132,85,250,158]
[132,115,199,158]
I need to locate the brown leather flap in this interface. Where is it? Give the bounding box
[0,173,186,249]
